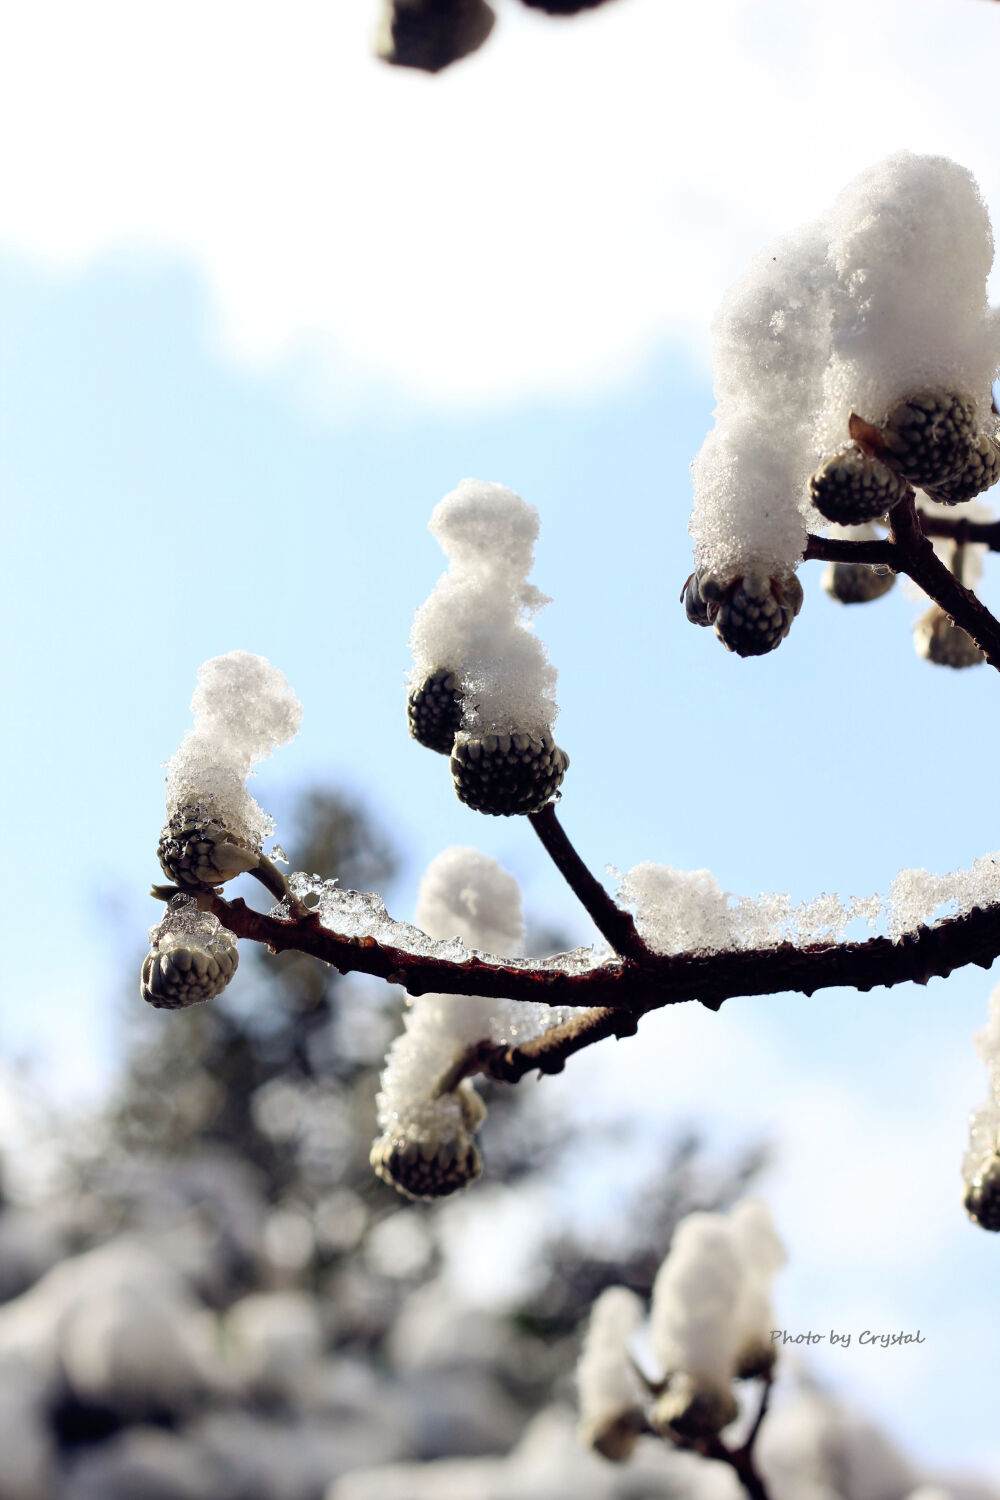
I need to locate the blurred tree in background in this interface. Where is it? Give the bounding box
[0,786,774,1500]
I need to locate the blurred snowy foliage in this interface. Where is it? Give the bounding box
[0,787,777,1499]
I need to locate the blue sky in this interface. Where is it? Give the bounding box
[4,0,1000,1481]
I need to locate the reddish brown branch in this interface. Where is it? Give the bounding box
[204,884,1000,1038]
[529,802,648,961]
[482,1006,640,1083]
[916,510,1000,552]
[803,535,898,568]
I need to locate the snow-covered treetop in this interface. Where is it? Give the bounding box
[409,479,559,738]
[164,651,302,845]
[690,152,1000,581]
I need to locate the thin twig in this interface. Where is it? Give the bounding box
[529,803,649,961]
[890,492,1000,669]
[917,510,1000,552]
[743,1370,774,1453]
[803,535,898,567]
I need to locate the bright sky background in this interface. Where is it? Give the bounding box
[3,0,1000,1482]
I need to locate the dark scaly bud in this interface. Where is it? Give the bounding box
[681,571,713,627]
[925,430,1000,506]
[370,1125,483,1200]
[451,730,569,815]
[157,807,261,889]
[875,391,977,490]
[712,571,803,657]
[810,445,911,524]
[407,668,465,755]
[913,605,985,669]
[964,1154,1000,1231]
[821,561,896,605]
[375,0,495,73]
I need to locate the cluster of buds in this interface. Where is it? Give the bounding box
[408,481,568,815]
[141,897,239,1011]
[370,1083,486,1201]
[576,1200,786,1464]
[812,393,999,528]
[683,569,804,657]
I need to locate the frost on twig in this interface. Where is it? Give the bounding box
[158,653,301,890]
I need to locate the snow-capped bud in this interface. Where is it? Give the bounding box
[157,806,261,889]
[450,731,569,816]
[577,1286,647,1464]
[375,0,495,73]
[913,606,985,669]
[926,430,1000,506]
[141,936,238,1011]
[370,1124,482,1201]
[878,391,977,490]
[810,446,911,525]
[964,1154,1000,1231]
[821,561,897,604]
[141,899,239,1010]
[712,571,803,657]
[649,1373,739,1443]
[407,668,464,755]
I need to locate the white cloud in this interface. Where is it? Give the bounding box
[1,0,998,405]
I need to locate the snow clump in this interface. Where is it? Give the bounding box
[164,651,302,851]
[574,1198,788,1448]
[373,847,557,1199]
[618,849,1000,956]
[575,1286,646,1462]
[409,480,558,739]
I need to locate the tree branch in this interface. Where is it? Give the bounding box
[916,510,1000,551]
[529,803,649,961]
[803,535,898,567]
[889,492,1000,669]
[196,882,1000,1045]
